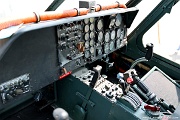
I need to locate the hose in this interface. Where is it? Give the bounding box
[0,8,89,31]
[95,2,127,12]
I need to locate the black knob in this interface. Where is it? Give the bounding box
[145,43,153,60]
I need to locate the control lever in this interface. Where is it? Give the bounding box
[74,65,102,120]
[130,43,153,69]
[90,65,102,88]
[130,72,159,104]
[123,69,150,95]
[145,43,154,60]
[119,78,129,95]
[124,69,176,113]
[132,75,150,94]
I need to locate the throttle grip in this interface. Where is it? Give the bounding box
[145,43,154,61]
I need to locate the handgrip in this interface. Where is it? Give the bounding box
[134,76,149,94]
[90,71,99,88]
[145,43,154,61]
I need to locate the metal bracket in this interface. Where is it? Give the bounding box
[76,92,95,108]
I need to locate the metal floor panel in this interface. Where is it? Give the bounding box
[143,70,180,108]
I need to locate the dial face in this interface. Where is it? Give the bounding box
[109,18,115,28]
[97,19,103,30]
[90,24,94,31]
[78,24,82,31]
[90,40,94,46]
[116,39,121,48]
[116,29,121,38]
[85,50,90,58]
[111,30,116,40]
[85,41,89,48]
[90,47,95,54]
[115,14,122,27]
[84,33,89,40]
[98,31,103,42]
[105,32,110,43]
[90,32,95,39]
[120,29,124,39]
[104,44,109,54]
[84,25,89,33]
[90,17,95,23]
[97,49,102,55]
[109,41,114,51]
[84,18,89,24]
[74,24,78,30]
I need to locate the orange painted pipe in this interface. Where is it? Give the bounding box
[0,8,89,31]
[95,2,127,12]
[0,2,126,31]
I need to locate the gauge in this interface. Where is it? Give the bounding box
[116,39,121,48]
[78,24,82,31]
[104,32,110,43]
[109,41,115,51]
[98,31,103,42]
[71,25,75,32]
[90,24,95,31]
[90,18,95,23]
[85,41,89,48]
[85,50,90,58]
[90,47,95,54]
[111,30,116,40]
[84,33,89,40]
[90,40,94,46]
[75,24,81,31]
[84,18,89,24]
[97,19,103,30]
[115,14,122,27]
[84,25,89,33]
[90,32,95,39]
[74,25,78,30]
[97,49,102,55]
[116,29,121,38]
[109,18,115,28]
[104,43,109,54]
[120,29,124,39]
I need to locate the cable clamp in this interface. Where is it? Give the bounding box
[33,12,40,23]
[74,8,80,16]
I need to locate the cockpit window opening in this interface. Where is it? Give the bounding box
[56,0,129,11]
[0,0,130,20]
[143,2,180,65]
[128,0,161,35]
[0,0,53,19]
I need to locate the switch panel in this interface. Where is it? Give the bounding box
[0,74,30,104]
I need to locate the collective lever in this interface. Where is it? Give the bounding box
[123,69,176,113]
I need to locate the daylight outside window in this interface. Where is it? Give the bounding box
[143,3,180,65]
[0,0,53,19]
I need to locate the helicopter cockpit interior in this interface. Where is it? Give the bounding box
[0,0,180,120]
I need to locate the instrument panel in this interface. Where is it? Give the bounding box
[57,13,127,72]
[0,7,138,113]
